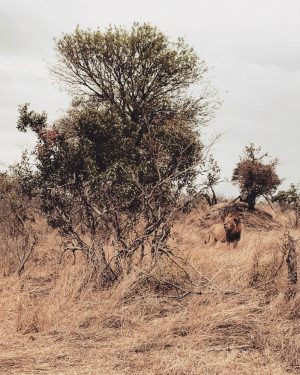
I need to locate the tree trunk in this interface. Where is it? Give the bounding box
[210,187,218,205]
[247,195,256,211]
[97,245,117,284]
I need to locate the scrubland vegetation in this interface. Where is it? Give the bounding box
[0,202,300,374]
[1,23,299,374]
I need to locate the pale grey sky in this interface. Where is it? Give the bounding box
[1,0,300,195]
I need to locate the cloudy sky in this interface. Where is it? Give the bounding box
[1,0,300,195]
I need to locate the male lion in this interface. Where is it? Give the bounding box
[204,214,241,246]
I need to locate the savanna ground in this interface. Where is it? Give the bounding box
[0,203,300,375]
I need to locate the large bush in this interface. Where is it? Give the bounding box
[232,144,281,211]
[17,23,217,283]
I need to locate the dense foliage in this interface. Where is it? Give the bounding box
[232,144,281,210]
[272,184,300,227]
[17,23,217,283]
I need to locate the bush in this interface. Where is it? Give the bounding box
[0,157,39,275]
[272,184,300,227]
[17,23,217,284]
[232,144,281,211]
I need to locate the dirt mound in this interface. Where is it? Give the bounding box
[202,202,281,231]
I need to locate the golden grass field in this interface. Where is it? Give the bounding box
[0,203,300,374]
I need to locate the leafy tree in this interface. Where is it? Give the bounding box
[17,23,217,283]
[232,144,281,211]
[199,154,221,206]
[52,23,215,130]
[272,184,300,227]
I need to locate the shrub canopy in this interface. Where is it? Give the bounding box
[232,144,281,210]
[17,23,217,281]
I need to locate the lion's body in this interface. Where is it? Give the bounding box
[204,215,241,246]
[205,224,227,244]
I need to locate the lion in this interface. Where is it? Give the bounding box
[204,214,241,247]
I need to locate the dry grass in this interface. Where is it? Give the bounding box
[0,204,299,374]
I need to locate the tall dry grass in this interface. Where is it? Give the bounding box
[0,204,299,374]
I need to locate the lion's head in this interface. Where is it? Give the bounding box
[223,214,241,243]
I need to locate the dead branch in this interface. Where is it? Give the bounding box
[17,234,39,276]
[281,231,298,288]
[59,245,83,265]
[285,233,298,285]
[263,194,276,212]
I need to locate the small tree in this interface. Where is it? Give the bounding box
[17,23,217,284]
[272,184,300,227]
[199,154,221,206]
[232,144,281,211]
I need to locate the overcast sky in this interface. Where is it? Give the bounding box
[1,0,300,195]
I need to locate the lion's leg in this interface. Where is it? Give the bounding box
[204,234,211,245]
[211,237,217,246]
